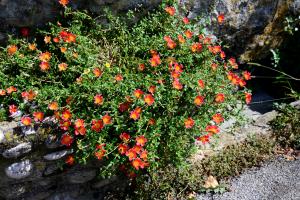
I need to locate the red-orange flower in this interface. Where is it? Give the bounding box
[220,51,226,59]
[217,14,225,24]
[243,71,252,80]
[21,90,37,101]
[21,116,32,126]
[48,101,59,111]
[212,113,224,124]
[144,94,155,106]
[184,117,195,129]
[131,158,145,170]
[74,119,85,129]
[148,86,156,94]
[58,63,68,71]
[149,54,161,67]
[118,144,129,155]
[132,145,142,153]
[65,33,76,43]
[95,149,106,160]
[102,114,112,125]
[91,119,104,132]
[65,155,75,166]
[173,79,183,90]
[40,61,50,71]
[245,92,252,104]
[94,94,104,105]
[148,118,156,126]
[61,109,72,121]
[136,135,147,146]
[61,134,73,146]
[75,126,86,136]
[215,93,225,103]
[120,132,131,142]
[60,120,71,130]
[119,102,130,112]
[7,45,18,55]
[211,63,218,71]
[198,80,205,89]
[194,95,205,106]
[93,67,102,77]
[9,105,17,114]
[205,125,220,134]
[53,37,60,43]
[197,135,210,144]
[165,6,176,16]
[39,52,51,62]
[6,86,17,94]
[185,30,193,39]
[178,34,186,44]
[130,109,141,121]
[33,112,44,122]
[191,42,202,53]
[183,17,189,24]
[44,36,51,44]
[115,74,123,81]
[138,63,145,71]
[229,57,238,69]
[134,89,144,99]
[140,150,148,160]
[126,148,137,161]
[0,89,6,96]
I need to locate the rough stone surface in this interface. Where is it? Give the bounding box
[43,149,72,161]
[197,157,300,200]
[179,0,300,61]
[2,142,32,158]
[5,159,33,179]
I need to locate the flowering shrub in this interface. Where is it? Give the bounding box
[0,1,251,178]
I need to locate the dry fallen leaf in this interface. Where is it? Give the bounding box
[203,175,219,189]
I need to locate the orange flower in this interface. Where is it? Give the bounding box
[61,134,73,146]
[115,74,123,81]
[61,109,72,121]
[136,135,147,146]
[228,57,238,69]
[74,119,85,129]
[220,51,226,59]
[174,63,183,73]
[184,117,195,129]
[215,93,225,103]
[144,94,155,106]
[134,89,144,99]
[102,114,112,125]
[209,45,222,54]
[149,54,161,67]
[21,116,32,126]
[58,63,68,71]
[120,132,131,142]
[75,126,86,136]
[126,148,137,161]
[65,155,75,166]
[91,119,104,132]
[131,158,145,170]
[44,36,51,44]
[53,37,60,43]
[183,17,189,24]
[191,42,202,53]
[9,105,18,114]
[94,94,104,105]
[167,40,177,49]
[48,101,59,111]
[138,63,145,71]
[39,52,51,62]
[60,47,67,53]
[173,79,183,90]
[205,125,220,134]
[198,80,205,89]
[65,33,76,43]
[243,71,252,80]
[212,113,224,124]
[59,0,69,6]
[21,90,37,101]
[194,95,205,106]
[54,111,61,120]
[33,112,44,122]
[184,30,193,39]
[40,61,50,71]
[178,34,186,44]
[95,149,106,160]
[93,67,102,77]
[7,45,18,55]
[28,43,36,51]
[148,86,156,94]
[239,79,246,87]
[6,86,17,94]
[211,63,218,71]
[165,6,176,16]
[217,14,225,24]
[245,92,252,104]
[203,37,212,44]
[130,107,142,120]
[140,150,148,160]
[0,89,6,96]
[60,120,71,130]
[118,144,129,155]
[197,135,210,144]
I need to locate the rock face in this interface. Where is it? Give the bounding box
[179,0,300,61]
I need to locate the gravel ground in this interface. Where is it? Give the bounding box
[198,157,300,200]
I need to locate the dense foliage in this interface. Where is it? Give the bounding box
[0,1,251,179]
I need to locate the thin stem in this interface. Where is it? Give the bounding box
[248,62,300,81]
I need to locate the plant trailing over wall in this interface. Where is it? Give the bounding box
[0,0,251,180]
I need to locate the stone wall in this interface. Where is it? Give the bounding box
[0,121,126,200]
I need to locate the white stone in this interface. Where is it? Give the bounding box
[2,142,32,158]
[5,159,33,179]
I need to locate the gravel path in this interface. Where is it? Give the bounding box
[198,157,300,200]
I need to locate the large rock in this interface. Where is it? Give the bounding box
[179,0,300,61]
